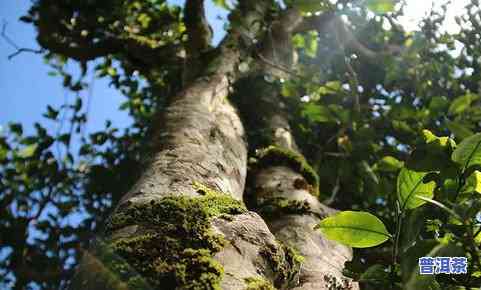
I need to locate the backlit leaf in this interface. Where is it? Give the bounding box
[448,93,477,115]
[18,144,38,158]
[451,133,481,169]
[461,170,481,194]
[397,168,436,210]
[422,129,456,148]
[446,121,474,141]
[301,104,335,123]
[316,211,391,248]
[375,156,404,172]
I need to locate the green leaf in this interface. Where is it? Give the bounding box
[292,34,305,48]
[326,81,342,90]
[43,105,59,120]
[281,81,298,97]
[476,229,481,245]
[301,103,335,123]
[316,211,391,248]
[392,120,413,134]
[304,31,318,58]
[407,130,457,174]
[401,239,438,283]
[400,208,427,253]
[318,81,342,95]
[58,133,71,146]
[375,156,404,172]
[366,0,395,14]
[18,143,38,158]
[461,170,481,194]
[397,168,436,210]
[451,133,481,169]
[428,96,449,114]
[328,105,350,124]
[422,129,456,148]
[446,120,474,140]
[359,264,390,285]
[9,123,23,135]
[448,93,477,115]
[107,67,117,77]
[292,32,318,58]
[0,146,7,161]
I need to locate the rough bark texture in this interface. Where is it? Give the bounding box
[72,52,295,290]
[239,79,358,290]
[70,3,358,290]
[71,3,305,290]
[122,52,246,202]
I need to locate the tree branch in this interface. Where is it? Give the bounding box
[293,10,336,34]
[295,12,390,62]
[184,0,211,56]
[1,21,44,60]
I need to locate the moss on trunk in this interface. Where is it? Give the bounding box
[254,197,312,219]
[254,146,319,196]
[259,242,303,289]
[243,277,275,290]
[96,185,247,290]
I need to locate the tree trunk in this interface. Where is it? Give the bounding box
[70,3,357,290]
[239,79,357,289]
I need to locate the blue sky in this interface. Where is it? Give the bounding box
[0,1,129,136]
[0,2,226,285]
[0,0,467,137]
[0,0,227,137]
[0,0,470,287]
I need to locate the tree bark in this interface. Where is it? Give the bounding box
[70,3,357,290]
[236,78,358,290]
[71,3,303,290]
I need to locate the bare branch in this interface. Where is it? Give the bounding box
[254,8,304,79]
[1,21,44,60]
[255,52,301,78]
[334,24,361,113]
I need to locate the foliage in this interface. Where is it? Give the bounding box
[317,129,481,288]
[316,211,391,248]
[2,0,481,289]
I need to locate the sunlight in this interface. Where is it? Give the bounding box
[399,0,470,33]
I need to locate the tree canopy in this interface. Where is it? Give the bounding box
[2,0,481,289]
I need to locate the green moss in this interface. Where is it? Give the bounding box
[80,240,152,290]
[256,197,312,219]
[260,243,303,289]
[255,146,320,196]
[243,277,275,290]
[100,185,247,290]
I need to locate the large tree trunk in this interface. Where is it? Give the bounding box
[70,3,357,290]
[238,79,357,289]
